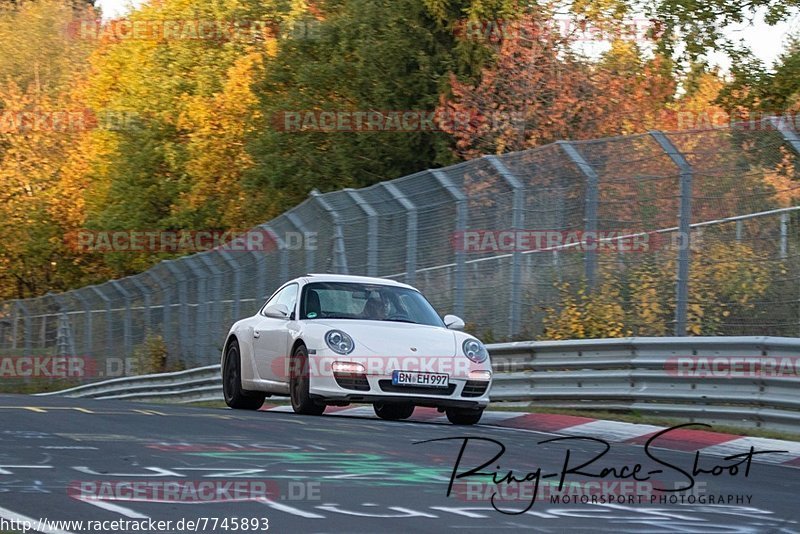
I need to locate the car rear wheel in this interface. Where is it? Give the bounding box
[290,345,325,416]
[373,402,414,420]
[223,342,265,410]
[445,407,484,425]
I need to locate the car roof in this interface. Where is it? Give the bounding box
[297,273,416,290]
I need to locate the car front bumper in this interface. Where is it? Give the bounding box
[308,352,491,409]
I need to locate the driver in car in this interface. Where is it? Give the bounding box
[362,294,387,321]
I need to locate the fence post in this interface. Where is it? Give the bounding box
[10,300,18,350]
[130,276,151,339]
[431,169,467,318]
[557,141,598,289]
[768,115,800,154]
[381,182,417,285]
[345,189,379,277]
[183,257,209,369]
[110,281,132,360]
[262,224,288,282]
[145,271,170,352]
[650,131,693,337]
[164,261,189,366]
[781,212,789,259]
[286,212,316,274]
[310,190,349,274]
[487,156,525,338]
[73,292,93,361]
[89,286,114,370]
[219,250,242,321]
[198,254,224,364]
[14,301,32,357]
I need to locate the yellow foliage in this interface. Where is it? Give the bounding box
[540,240,772,339]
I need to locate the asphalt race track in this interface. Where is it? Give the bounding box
[0,394,798,533]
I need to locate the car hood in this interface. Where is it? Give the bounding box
[305,320,458,357]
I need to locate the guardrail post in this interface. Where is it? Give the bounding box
[89,286,114,371]
[381,182,417,285]
[487,156,525,338]
[310,190,349,274]
[345,189,379,276]
[650,131,693,337]
[557,141,598,289]
[432,169,467,317]
[110,281,132,360]
[286,213,316,274]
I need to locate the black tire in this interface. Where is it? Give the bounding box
[446,407,484,425]
[290,345,325,415]
[373,402,414,421]
[223,341,265,410]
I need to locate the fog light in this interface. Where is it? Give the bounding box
[469,370,492,381]
[332,362,366,374]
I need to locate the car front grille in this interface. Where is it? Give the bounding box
[378,380,457,396]
[334,372,370,391]
[462,380,489,397]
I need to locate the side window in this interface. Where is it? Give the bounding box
[263,284,299,317]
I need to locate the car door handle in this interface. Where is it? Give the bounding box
[253,331,260,338]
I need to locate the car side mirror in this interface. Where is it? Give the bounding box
[444,314,465,330]
[264,304,290,319]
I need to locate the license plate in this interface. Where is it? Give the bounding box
[392,370,449,388]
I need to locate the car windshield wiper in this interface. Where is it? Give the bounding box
[383,318,420,324]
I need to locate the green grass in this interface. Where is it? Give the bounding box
[0,378,82,395]
[489,404,800,442]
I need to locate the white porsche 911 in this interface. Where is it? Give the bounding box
[221,274,492,424]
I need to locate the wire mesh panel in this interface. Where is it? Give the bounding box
[2,121,799,383]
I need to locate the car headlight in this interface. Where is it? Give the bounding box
[462,339,488,363]
[325,330,355,355]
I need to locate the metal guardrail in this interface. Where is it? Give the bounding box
[37,365,223,404]
[40,336,800,433]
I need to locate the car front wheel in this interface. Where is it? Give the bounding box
[373,402,414,420]
[290,345,325,416]
[223,341,265,410]
[445,407,484,425]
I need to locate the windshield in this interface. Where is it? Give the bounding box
[300,282,444,327]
